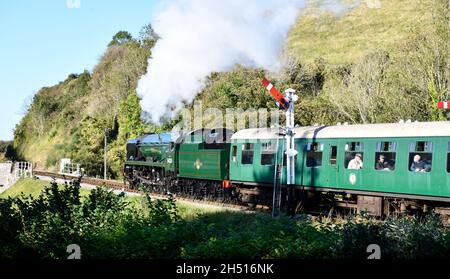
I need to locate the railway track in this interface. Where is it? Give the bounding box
[32,171,450,223]
[33,170,268,212]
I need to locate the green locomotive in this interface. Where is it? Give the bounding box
[124,133,176,190]
[125,121,450,217]
[124,128,235,198]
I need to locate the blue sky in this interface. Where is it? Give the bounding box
[0,0,160,140]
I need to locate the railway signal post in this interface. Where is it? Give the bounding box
[262,78,298,217]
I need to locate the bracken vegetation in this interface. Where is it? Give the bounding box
[10,0,450,179]
[0,179,448,259]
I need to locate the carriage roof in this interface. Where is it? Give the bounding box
[231,121,450,140]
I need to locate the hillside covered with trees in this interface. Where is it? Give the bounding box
[11,0,449,178]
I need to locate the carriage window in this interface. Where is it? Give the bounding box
[374,141,396,171]
[261,142,276,165]
[241,143,254,164]
[306,142,324,167]
[409,141,433,172]
[447,142,450,173]
[344,142,364,169]
[329,146,337,165]
[232,145,237,162]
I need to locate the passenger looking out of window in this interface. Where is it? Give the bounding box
[348,153,363,170]
[410,155,431,172]
[375,155,392,171]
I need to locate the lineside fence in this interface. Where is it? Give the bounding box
[0,161,33,192]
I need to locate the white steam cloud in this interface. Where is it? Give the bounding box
[137,0,306,123]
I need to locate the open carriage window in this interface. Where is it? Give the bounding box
[409,141,433,172]
[344,142,364,169]
[306,142,324,167]
[261,142,276,165]
[329,146,337,165]
[374,141,396,171]
[232,145,237,162]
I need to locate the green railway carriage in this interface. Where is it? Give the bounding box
[177,128,234,181]
[230,121,450,215]
[123,122,450,216]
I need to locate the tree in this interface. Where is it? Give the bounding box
[108,31,133,46]
[0,141,11,153]
[395,0,450,121]
[139,23,159,49]
[326,51,394,123]
[118,91,144,142]
[5,145,17,161]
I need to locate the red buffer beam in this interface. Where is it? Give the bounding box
[262,78,289,110]
[437,102,450,109]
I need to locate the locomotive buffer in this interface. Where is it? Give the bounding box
[262,78,298,217]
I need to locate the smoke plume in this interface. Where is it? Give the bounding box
[137,0,307,122]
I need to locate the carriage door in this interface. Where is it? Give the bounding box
[328,145,339,188]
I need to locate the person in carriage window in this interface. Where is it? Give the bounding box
[348,153,363,170]
[410,155,431,172]
[375,155,393,171]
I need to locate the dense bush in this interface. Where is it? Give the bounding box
[0,180,448,259]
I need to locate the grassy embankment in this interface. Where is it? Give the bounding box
[286,0,431,65]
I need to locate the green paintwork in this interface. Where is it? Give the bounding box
[125,143,176,172]
[229,139,280,185]
[178,142,230,181]
[139,145,165,161]
[230,136,450,199]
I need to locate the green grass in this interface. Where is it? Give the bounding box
[176,202,241,220]
[287,0,433,65]
[0,179,49,199]
[0,178,91,199]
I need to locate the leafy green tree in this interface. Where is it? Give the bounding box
[118,92,144,142]
[106,92,144,179]
[108,31,133,46]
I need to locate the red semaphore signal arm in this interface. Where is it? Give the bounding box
[437,102,450,109]
[262,78,289,110]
